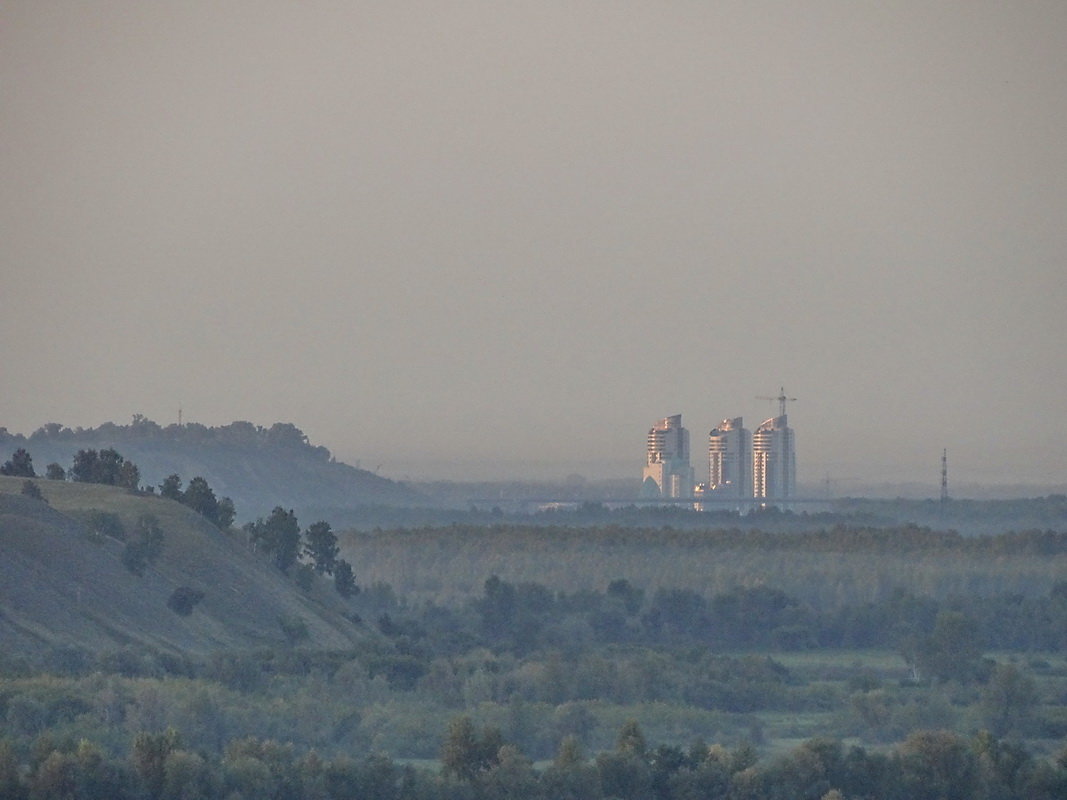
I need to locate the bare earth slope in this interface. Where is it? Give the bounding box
[0,476,365,658]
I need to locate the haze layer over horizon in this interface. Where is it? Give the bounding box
[2,2,1065,487]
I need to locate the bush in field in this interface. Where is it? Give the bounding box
[278,614,309,645]
[121,514,164,576]
[20,480,45,503]
[168,586,205,616]
[82,509,126,543]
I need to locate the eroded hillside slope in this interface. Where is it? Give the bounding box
[0,476,365,658]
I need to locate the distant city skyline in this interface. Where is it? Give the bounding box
[641,409,795,504]
[2,3,1064,490]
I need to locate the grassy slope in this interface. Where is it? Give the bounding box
[0,476,365,658]
[12,435,423,524]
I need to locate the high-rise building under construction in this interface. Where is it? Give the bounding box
[752,414,795,503]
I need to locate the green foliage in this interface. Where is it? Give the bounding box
[0,739,24,800]
[278,615,309,646]
[20,480,45,503]
[121,515,165,576]
[294,564,315,592]
[303,521,339,575]
[69,448,140,489]
[909,611,984,683]
[440,716,504,781]
[167,587,205,617]
[6,502,1067,797]
[9,416,417,520]
[343,524,1067,614]
[45,463,66,481]
[159,474,183,501]
[132,728,182,800]
[80,509,126,542]
[980,663,1038,737]
[333,560,358,598]
[182,477,219,524]
[0,666,1063,800]
[898,729,979,800]
[1,448,36,477]
[247,507,302,573]
[158,473,234,529]
[215,497,236,530]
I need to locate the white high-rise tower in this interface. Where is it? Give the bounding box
[642,414,694,498]
[708,417,751,499]
[752,414,795,504]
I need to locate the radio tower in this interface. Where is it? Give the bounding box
[940,449,949,505]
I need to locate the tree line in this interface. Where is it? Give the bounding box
[0,417,331,460]
[3,445,236,529]
[1,720,1064,800]
[242,507,358,598]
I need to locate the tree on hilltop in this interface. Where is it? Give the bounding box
[1,448,35,477]
[158,473,235,529]
[183,477,219,523]
[70,448,140,489]
[159,474,183,501]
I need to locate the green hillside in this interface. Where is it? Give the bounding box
[0,419,424,524]
[0,476,366,659]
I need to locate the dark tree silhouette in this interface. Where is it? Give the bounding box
[159,474,183,501]
[247,507,301,573]
[1,448,35,477]
[334,559,358,598]
[303,521,339,575]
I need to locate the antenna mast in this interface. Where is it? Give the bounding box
[940,449,948,504]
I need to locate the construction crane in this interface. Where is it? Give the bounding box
[756,386,797,418]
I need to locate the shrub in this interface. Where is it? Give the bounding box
[121,515,165,575]
[294,564,315,592]
[82,509,126,542]
[20,480,46,503]
[167,586,205,616]
[278,614,309,645]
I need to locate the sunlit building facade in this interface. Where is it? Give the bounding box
[752,415,795,504]
[642,414,694,498]
[708,417,750,499]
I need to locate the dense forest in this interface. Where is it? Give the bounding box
[1,719,1065,799]
[2,444,1067,799]
[339,523,1067,607]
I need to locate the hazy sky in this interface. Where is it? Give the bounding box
[2,2,1065,487]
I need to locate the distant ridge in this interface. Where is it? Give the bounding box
[0,418,424,523]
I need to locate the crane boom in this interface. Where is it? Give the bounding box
[756,386,797,418]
